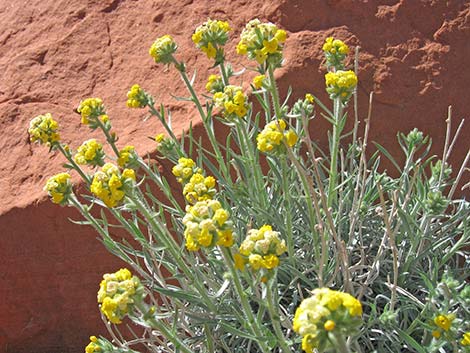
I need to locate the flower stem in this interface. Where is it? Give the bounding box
[221,248,271,353]
[327,98,343,207]
[268,65,282,120]
[219,62,230,86]
[95,117,121,158]
[280,157,294,259]
[265,278,291,353]
[58,144,91,184]
[135,302,193,353]
[173,56,231,181]
[131,194,218,312]
[329,332,351,353]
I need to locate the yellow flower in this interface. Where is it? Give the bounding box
[213,85,249,120]
[252,74,266,89]
[248,254,263,270]
[201,43,216,59]
[237,19,286,67]
[206,74,224,93]
[117,145,135,168]
[237,224,286,272]
[172,157,199,184]
[275,29,287,42]
[323,37,350,70]
[182,200,234,251]
[324,320,335,331]
[257,119,298,154]
[192,19,231,60]
[149,35,177,64]
[181,172,217,204]
[305,93,315,103]
[28,113,61,146]
[234,252,246,271]
[434,314,455,332]
[216,229,234,247]
[97,268,141,324]
[301,334,316,353]
[293,288,363,351]
[44,173,72,204]
[126,84,147,108]
[461,332,470,346]
[236,42,247,55]
[213,208,228,225]
[263,38,278,54]
[90,163,135,208]
[261,254,279,269]
[432,330,441,339]
[85,339,101,353]
[74,139,105,166]
[325,70,357,103]
[77,98,105,125]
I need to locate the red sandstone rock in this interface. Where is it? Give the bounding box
[0,1,469,352]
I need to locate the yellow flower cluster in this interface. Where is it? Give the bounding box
[126,84,148,108]
[237,19,287,66]
[117,145,135,168]
[293,288,363,353]
[206,74,224,93]
[74,139,105,167]
[235,225,286,271]
[325,70,357,103]
[97,268,142,324]
[182,199,234,251]
[183,173,217,204]
[256,119,298,154]
[172,157,202,184]
[85,336,100,353]
[172,158,217,203]
[305,93,315,103]
[213,85,249,119]
[323,37,349,70]
[323,37,349,56]
[432,313,455,339]
[149,35,177,64]
[192,19,231,60]
[44,172,72,204]
[90,163,135,208]
[77,98,105,125]
[252,74,266,89]
[28,113,60,146]
[154,133,176,157]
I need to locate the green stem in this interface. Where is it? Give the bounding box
[173,56,230,181]
[262,90,272,121]
[219,62,229,86]
[265,279,291,353]
[148,100,182,148]
[58,144,91,184]
[221,248,271,353]
[95,117,121,158]
[280,157,294,259]
[327,98,343,208]
[329,332,350,353]
[136,158,184,214]
[136,302,193,353]
[268,65,282,120]
[131,194,217,312]
[234,119,267,209]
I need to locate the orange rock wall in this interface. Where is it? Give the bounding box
[1,1,469,352]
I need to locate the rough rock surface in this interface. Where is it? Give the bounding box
[0,0,469,352]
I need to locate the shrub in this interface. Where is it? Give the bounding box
[30,19,470,353]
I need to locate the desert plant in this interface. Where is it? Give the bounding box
[29,19,470,353]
